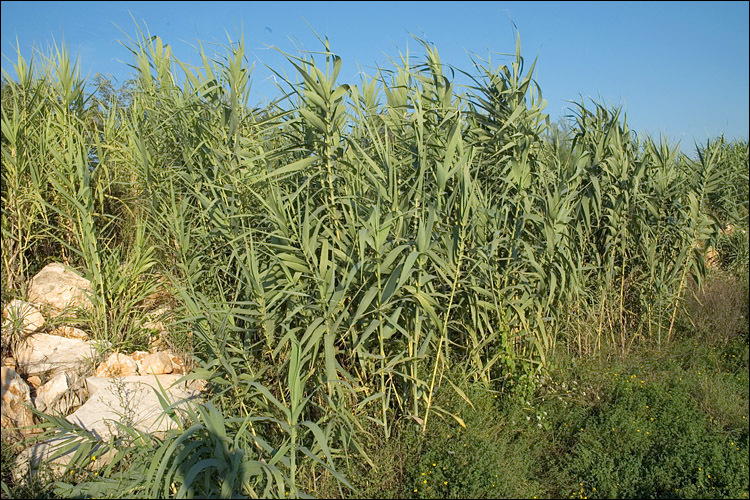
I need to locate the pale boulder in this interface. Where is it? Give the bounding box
[34,372,87,415]
[72,374,202,438]
[14,374,204,484]
[94,352,139,377]
[26,263,92,317]
[1,367,36,441]
[138,351,173,375]
[73,374,202,439]
[48,325,89,341]
[15,333,99,379]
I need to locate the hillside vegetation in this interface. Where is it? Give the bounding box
[1,26,748,498]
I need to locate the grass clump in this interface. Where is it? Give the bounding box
[680,270,749,348]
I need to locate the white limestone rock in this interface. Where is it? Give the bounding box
[34,371,87,415]
[94,352,139,377]
[15,333,100,379]
[14,374,205,484]
[138,351,173,375]
[26,262,93,318]
[1,367,36,441]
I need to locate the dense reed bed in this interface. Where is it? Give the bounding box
[2,25,747,498]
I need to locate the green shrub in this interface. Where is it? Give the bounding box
[565,375,749,499]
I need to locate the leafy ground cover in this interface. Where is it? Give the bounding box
[330,278,749,499]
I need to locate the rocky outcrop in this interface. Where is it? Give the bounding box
[2,262,207,485]
[14,374,204,483]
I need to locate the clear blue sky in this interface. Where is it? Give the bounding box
[2,1,748,150]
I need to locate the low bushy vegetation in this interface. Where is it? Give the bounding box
[1,23,748,498]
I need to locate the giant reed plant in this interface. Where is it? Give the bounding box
[3,23,743,498]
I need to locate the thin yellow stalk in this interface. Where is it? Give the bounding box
[421,227,466,433]
[667,262,690,343]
